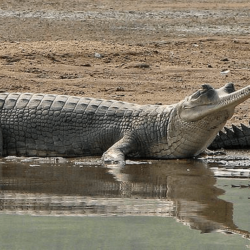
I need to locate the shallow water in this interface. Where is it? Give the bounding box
[0,153,249,249]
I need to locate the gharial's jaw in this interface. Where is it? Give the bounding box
[179,83,250,122]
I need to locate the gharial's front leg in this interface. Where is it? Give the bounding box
[102,135,135,165]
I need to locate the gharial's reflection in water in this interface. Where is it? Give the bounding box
[0,157,249,239]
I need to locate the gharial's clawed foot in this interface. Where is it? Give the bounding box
[101,150,125,166]
[199,149,226,157]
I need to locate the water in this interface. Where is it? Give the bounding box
[0,154,249,249]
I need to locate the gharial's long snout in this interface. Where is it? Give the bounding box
[204,84,250,120]
[180,83,250,122]
[217,84,250,109]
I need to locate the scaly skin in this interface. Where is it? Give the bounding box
[209,123,250,149]
[0,92,173,159]
[0,83,250,164]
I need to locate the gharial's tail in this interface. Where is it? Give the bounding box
[209,123,250,149]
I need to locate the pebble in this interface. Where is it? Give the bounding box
[116,86,124,91]
[94,53,102,58]
[134,63,150,68]
[220,69,230,74]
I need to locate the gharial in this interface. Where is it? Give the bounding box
[0,83,250,165]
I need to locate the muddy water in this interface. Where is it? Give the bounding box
[0,154,249,249]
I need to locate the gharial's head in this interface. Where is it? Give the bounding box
[178,83,250,126]
[150,83,250,159]
[166,83,250,158]
[164,83,250,158]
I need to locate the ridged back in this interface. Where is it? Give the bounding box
[0,93,143,115]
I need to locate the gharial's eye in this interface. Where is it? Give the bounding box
[190,84,215,100]
[202,84,213,91]
[191,90,201,99]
